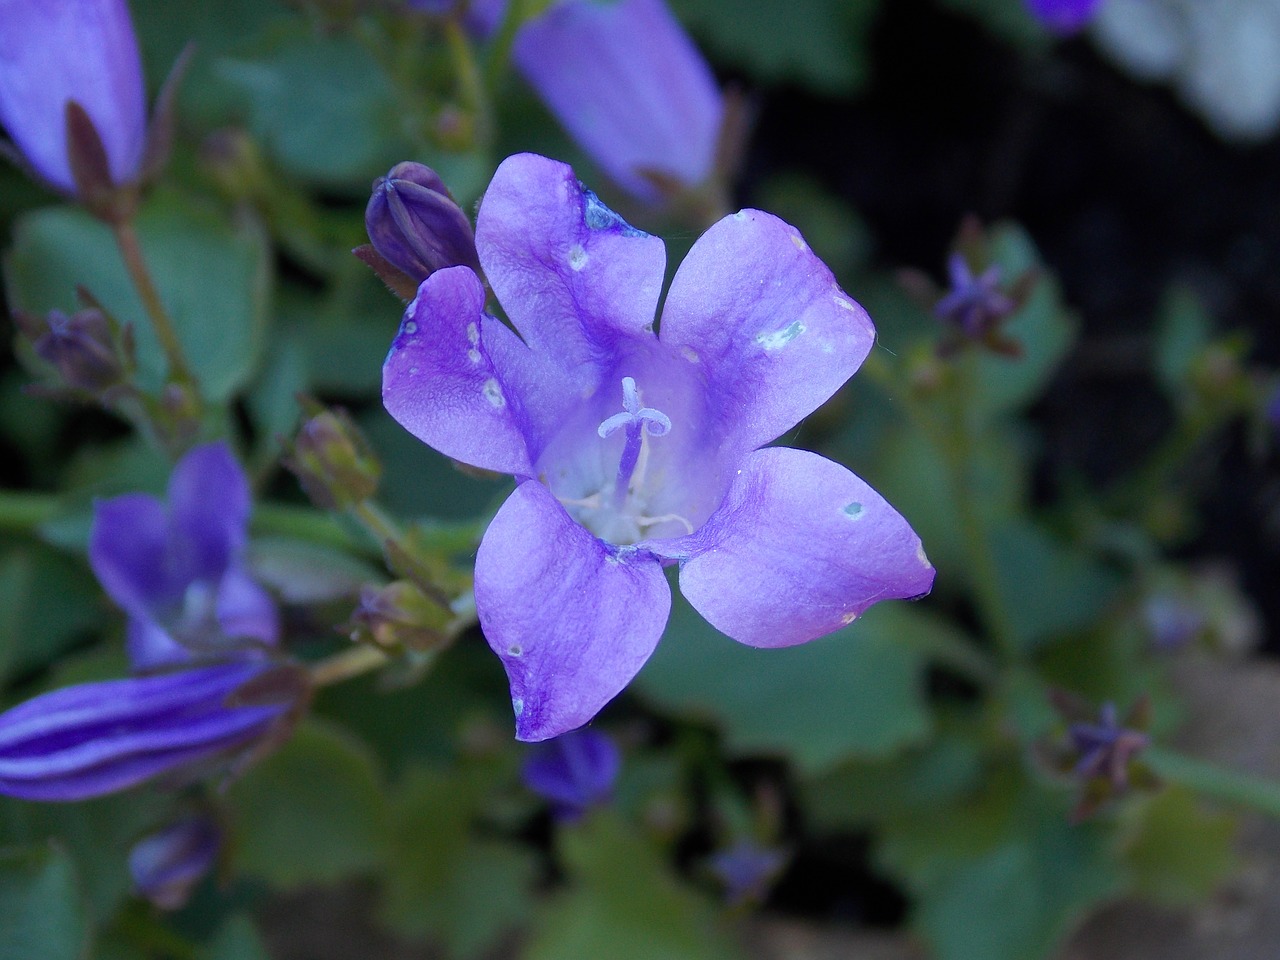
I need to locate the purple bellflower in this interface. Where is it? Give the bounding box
[0,661,293,802]
[1024,0,1104,34]
[521,728,621,820]
[129,813,222,909]
[89,442,280,671]
[383,153,935,741]
[512,0,724,204]
[0,0,148,194]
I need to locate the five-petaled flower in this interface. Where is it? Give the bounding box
[383,153,934,742]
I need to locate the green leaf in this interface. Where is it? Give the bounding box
[0,844,89,960]
[936,0,1049,47]
[226,719,388,888]
[670,0,879,95]
[637,590,932,773]
[1123,786,1237,905]
[206,915,272,960]
[381,767,535,958]
[5,194,271,402]
[992,522,1123,652]
[527,813,743,960]
[215,29,403,188]
[0,545,102,684]
[1154,285,1212,396]
[247,537,380,604]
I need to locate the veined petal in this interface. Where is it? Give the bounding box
[513,0,723,203]
[89,492,175,616]
[167,443,251,583]
[476,154,666,382]
[383,266,542,475]
[475,481,671,741]
[659,209,875,455]
[671,448,935,648]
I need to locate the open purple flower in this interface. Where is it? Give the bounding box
[521,729,620,820]
[513,0,724,204]
[0,662,293,802]
[383,153,934,741]
[0,0,147,194]
[89,442,279,670]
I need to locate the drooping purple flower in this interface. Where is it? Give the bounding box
[129,813,221,909]
[512,0,724,204]
[0,0,148,194]
[1024,0,1104,34]
[0,662,294,802]
[521,729,620,820]
[89,442,279,670]
[382,153,935,741]
[707,839,789,907]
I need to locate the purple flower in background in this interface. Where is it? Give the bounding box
[522,728,620,819]
[935,252,1016,339]
[0,0,147,193]
[513,0,724,203]
[1024,0,1104,33]
[708,839,789,907]
[1069,701,1149,788]
[383,153,935,741]
[90,442,279,670]
[0,662,293,802]
[129,814,221,909]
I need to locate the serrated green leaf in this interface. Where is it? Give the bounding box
[637,591,932,773]
[4,194,270,402]
[1124,786,1237,905]
[0,844,89,960]
[226,719,388,888]
[527,813,743,960]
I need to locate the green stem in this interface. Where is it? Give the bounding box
[352,500,405,549]
[112,219,196,387]
[1146,746,1280,819]
[309,643,390,688]
[910,626,1000,687]
[444,18,492,149]
[0,490,58,533]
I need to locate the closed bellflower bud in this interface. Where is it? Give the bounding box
[18,307,130,394]
[129,814,221,910]
[0,0,147,195]
[1025,0,1104,34]
[0,662,298,802]
[286,405,382,510]
[363,162,481,288]
[513,0,725,205]
[521,728,620,820]
[349,581,449,651]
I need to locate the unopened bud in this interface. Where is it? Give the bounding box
[286,405,381,510]
[349,581,449,651]
[129,814,221,910]
[22,308,128,394]
[364,161,480,287]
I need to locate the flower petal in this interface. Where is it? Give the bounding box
[513,0,723,203]
[126,617,191,671]
[476,154,666,381]
[475,480,671,741]
[167,443,251,583]
[89,492,175,615]
[659,209,876,454]
[383,265,544,475]
[670,448,935,648]
[216,567,280,646]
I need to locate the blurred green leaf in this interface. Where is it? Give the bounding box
[1154,285,1212,397]
[0,843,88,960]
[226,719,389,888]
[248,537,380,604]
[936,0,1048,47]
[671,0,879,94]
[992,522,1123,653]
[381,766,535,957]
[215,28,404,188]
[1123,786,1237,905]
[206,915,272,960]
[527,812,743,960]
[5,194,271,402]
[0,545,102,684]
[637,590,933,773]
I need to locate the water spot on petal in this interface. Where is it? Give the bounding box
[842,502,863,519]
[404,321,418,334]
[732,210,748,221]
[467,348,482,364]
[483,378,505,408]
[790,233,808,252]
[833,296,857,311]
[569,244,588,270]
[512,697,524,717]
[680,345,700,363]
[409,366,419,375]
[466,322,479,345]
[917,542,931,567]
[507,643,523,657]
[841,611,859,625]
[581,185,646,237]
[756,320,805,351]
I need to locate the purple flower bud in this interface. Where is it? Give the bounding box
[0,662,297,802]
[513,0,724,204]
[349,581,449,651]
[1069,701,1149,789]
[129,814,221,910]
[521,729,620,820]
[0,0,147,194]
[364,162,481,286]
[25,308,129,394]
[707,839,789,907]
[1024,0,1104,34]
[935,253,1018,339]
[286,405,382,510]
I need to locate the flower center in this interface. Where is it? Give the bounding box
[596,376,671,509]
